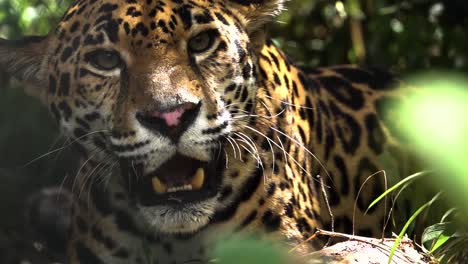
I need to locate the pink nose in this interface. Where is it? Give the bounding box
[136,102,200,141]
[149,107,187,127]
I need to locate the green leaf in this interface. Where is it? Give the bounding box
[431,234,451,253]
[422,223,450,244]
[422,222,457,252]
[366,171,428,214]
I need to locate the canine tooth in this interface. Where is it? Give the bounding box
[191,168,205,190]
[152,177,167,194]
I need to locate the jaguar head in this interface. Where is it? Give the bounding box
[0,0,284,234]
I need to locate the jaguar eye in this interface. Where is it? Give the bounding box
[188,30,218,54]
[87,50,122,71]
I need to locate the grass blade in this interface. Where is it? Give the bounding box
[387,192,442,264]
[366,171,428,214]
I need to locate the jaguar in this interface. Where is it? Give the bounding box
[0,0,423,263]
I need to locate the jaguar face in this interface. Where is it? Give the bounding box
[42,0,262,234]
[0,0,285,234]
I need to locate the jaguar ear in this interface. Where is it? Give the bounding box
[227,0,285,32]
[0,36,49,102]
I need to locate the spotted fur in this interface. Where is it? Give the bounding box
[0,0,422,263]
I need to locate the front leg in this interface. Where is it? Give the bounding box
[67,188,149,264]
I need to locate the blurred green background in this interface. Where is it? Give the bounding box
[1,0,468,71]
[0,0,467,262]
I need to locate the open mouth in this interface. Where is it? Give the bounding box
[121,153,224,206]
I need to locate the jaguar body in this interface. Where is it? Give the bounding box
[0,0,420,263]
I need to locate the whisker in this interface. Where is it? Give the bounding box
[233,132,263,170]
[127,160,140,195]
[223,136,238,159]
[228,135,242,161]
[214,140,223,161]
[77,151,110,200]
[224,102,243,109]
[233,132,259,159]
[223,149,229,169]
[275,135,288,164]
[230,107,286,120]
[234,134,263,170]
[242,125,323,185]
[19,129,110,168]
[85,156,117,207]
[71,147,102,195]
[96,159,119,186]
[263,94,316,110]
[84,159,111,207]
[259,100,274,117]
[270,126,331,181]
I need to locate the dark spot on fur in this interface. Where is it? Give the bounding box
[57,101,72,121]
[211,167,262,223]
[103,19,120,43]
[353,158,382,213]
[218,186,233,201]
[58,73,70,96]
[329,102,361,155]
[266,182,276,196]
[262,210,281,232]
[296,217,312,233]
[75,241,104,264]
[178,5,193,29]
[334,66,397,90]
[318,76,364,110]
[98,3,119,13]
[91,186,113,216]
[284,202,294,217]
[214,12,229,25]
[114,210,142,236]
[365,113,385,154]
[237,210,257,230]
[333,155,349,195]
[194,10,214,24]
[48,75,57,94]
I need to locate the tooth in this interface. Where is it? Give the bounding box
[191,168,205,190]
[152,177,167,194]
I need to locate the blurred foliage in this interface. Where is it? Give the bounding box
[0,0,70,37]
[1,0,468,73]
[212,236,289,264]
[400,74,468,213]
[272,0,468,73]
[373,74,468,263]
